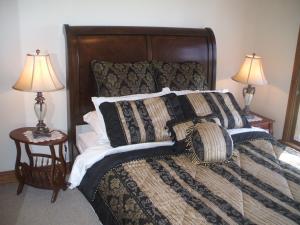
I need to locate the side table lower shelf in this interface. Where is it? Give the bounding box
[10,127,68,203]
[16,156,67,202]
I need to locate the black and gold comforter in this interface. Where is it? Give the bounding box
[79,132,300,225]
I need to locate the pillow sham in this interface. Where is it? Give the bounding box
[91,60,156,97]
[99,93,184,147]
[152,61,208,91]
[83,111,102,135]
[178,92,250,129]
[92,88,171,143]
[186,122,233,165]
[83,111,109,144]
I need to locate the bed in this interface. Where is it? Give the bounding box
[64,25,300,225]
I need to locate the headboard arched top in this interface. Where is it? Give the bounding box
[64,25,216,156]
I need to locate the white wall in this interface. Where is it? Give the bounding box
[250,0,300,138]
[0,0,299,171]
[0,0,26,172]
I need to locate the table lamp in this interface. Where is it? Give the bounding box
[232,53,268,119]
[13,49,64,138]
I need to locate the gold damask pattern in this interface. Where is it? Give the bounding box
[98,170,155,225]
[91,60,156,97]
[152,61,208,91]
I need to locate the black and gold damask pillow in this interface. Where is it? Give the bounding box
[186,122,233,165]
[152,61,208,91]
[178,92,250,129]
[99,93,184,147]
[167,114,221,150]
[91,60,157,97]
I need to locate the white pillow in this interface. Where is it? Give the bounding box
[82,111,109,144]
[83,111,101,134]
[91,87,171,142]
[170,89,229,96]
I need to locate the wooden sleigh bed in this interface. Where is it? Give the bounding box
[65,25,300,225]
[64,25,216,159]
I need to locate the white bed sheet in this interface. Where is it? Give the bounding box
[69,126,268,189]
[70,126,174,188]
[227,126,269,135]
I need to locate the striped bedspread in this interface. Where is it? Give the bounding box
[80,134,300,225]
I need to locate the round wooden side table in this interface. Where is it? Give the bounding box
[9,127,68,203]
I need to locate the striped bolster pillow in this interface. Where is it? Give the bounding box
[167,114,221,142]
[186,122,233,165]
[99,93,184,147]
[178,92,250,129]
[166,114,221,151]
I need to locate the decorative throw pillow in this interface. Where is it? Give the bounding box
[167,114,221,150]
[99,93,184,147]
[186,122,233,165]
[178,92,250,129]
[91,87,171,143]
[91,60,156,97]
[152,61,208,91]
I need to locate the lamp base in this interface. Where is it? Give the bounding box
[244,112,255,120]
[33,120,51,138]
[243,85,256,120]
[243,105,255,120]
[33,92,51,138]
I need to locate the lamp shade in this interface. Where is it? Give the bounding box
[232,54,268,86]
[13,50,64,92]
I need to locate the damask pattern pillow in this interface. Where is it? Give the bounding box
[91,60,156,97]
[152,61,208,91]
[99,93,184,147]
[178,92,250,129]
[186,122,233,165]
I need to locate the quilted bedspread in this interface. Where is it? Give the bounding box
[79,132,300,225]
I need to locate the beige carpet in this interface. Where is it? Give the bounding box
[0,183,102,225]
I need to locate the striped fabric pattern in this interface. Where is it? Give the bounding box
[100,93,184,147]
[186,122,233,164]
[167,114,222,142]
[178,92,250,129]
[96,138,300,225]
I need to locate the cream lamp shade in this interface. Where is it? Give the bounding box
[13,49,64,138]
[232,54,268,85]
[231,53,267,119]
[13,50,64,92]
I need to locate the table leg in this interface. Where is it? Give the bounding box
[17,182,24,195]
[14,141,24,195]
[51,189,59,203]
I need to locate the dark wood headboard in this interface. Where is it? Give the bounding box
[64,25,216,160]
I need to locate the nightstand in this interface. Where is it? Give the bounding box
[248,112,274,135]
[9,127,68,203]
